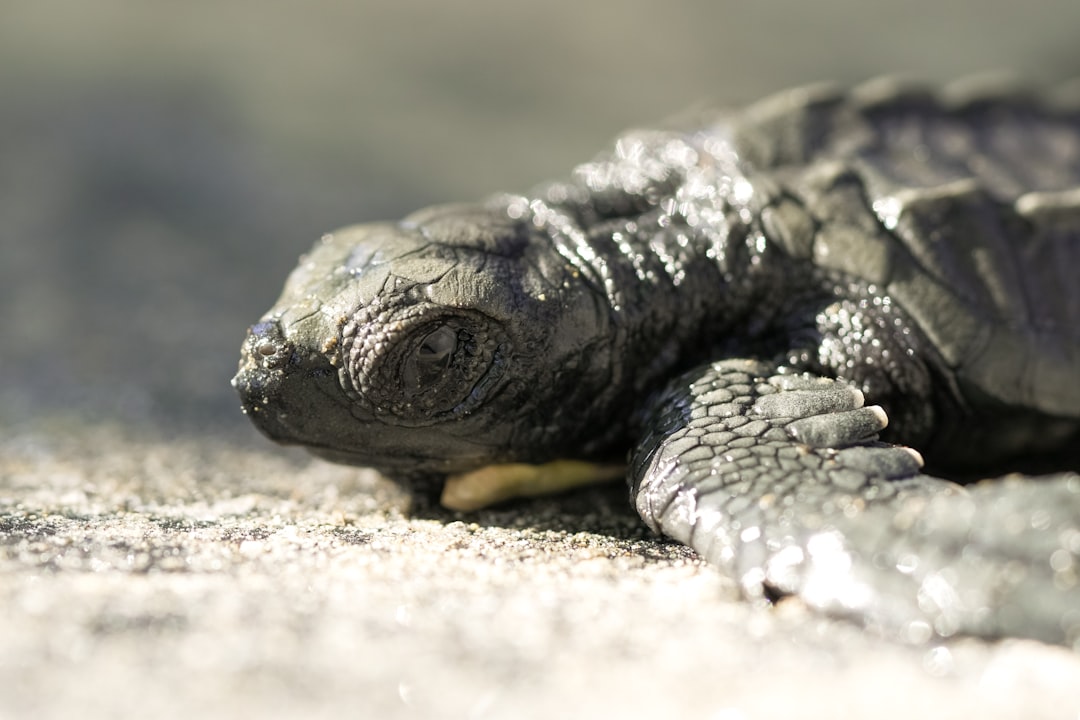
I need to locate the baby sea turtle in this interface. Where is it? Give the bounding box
[233,77,1080,647]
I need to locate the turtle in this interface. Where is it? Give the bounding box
[233,77,1080,648]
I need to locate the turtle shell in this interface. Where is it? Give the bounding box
[725,77,1080,417]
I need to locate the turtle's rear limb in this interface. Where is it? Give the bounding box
[631,358,1080,647]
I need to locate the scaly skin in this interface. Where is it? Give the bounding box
[234,77,1080,646]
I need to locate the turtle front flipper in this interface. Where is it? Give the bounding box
[631,358,1080,647]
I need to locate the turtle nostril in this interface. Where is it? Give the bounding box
[234,320,289,423]
[245,320,289,364]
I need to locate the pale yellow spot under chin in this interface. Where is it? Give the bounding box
[440,460,626,511]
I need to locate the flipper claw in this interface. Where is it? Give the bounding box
[786,405,888,447]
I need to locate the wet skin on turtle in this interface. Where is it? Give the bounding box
[234,77,1080,647]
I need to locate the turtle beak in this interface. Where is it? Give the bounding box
[232,318,304,444]
[233,316,362,449]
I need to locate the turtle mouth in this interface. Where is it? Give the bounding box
[304,445,501,480]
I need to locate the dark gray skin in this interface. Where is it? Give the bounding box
[234,77,1080,647]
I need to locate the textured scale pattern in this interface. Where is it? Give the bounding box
[633,360,1080,645]
[530,78,1080,420]
[612,79,1080,647]
[733,79,1080,415]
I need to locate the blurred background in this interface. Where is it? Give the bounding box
[3,0,1079,440]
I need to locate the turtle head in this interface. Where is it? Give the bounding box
[232,203,619,480]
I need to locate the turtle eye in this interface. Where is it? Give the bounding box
[403,325,458,390]
[340,308,506,423]
[418,325,457,363]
